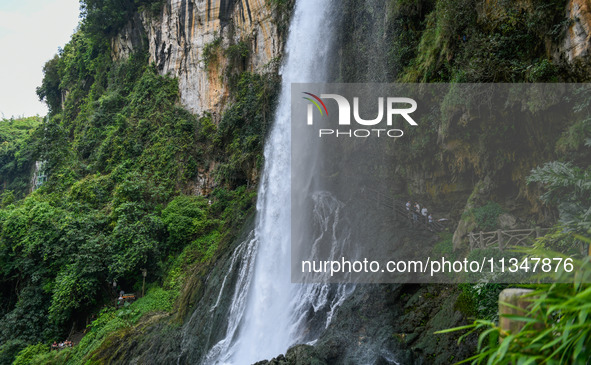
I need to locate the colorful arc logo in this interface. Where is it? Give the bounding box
[302,92,328,116]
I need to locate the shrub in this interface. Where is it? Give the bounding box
[0,116,42,198]
[118,286,177,323]
[457,283,507,321]
[161,195,211,248]
[472,202,503,231]
[0,339,27,365]
[201,36,222,70]
[440,258,591,364]
[432,232,455,259]
[13,343,49,365]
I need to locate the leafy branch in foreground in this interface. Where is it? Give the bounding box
[436,256,591,364]
[527,143,591,236]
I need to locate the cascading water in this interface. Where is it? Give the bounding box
[201,1,353,363]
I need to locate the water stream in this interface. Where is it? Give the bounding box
[202,0,352,363]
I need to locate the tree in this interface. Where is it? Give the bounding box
[36,55,62,114]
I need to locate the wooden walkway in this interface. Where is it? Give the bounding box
[363,187,446,232]
[468,227,549,250]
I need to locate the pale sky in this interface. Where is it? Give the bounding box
[0,0,80,119]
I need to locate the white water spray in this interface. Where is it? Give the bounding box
[203,1,352,363]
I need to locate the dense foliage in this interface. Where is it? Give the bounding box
[438,265,591,364]
[0,1,278,362]
[444,127,591,364]
[472,202,504,232]
[0,117,42,201]
[399,0,565,83]
[529,160,591,236]
[80,0,164,38]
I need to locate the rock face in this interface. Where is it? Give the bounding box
[556,0,591,63]
[112,0,283,116]
[110,0,287,195]
[497,213,518,230]
[257,284,477,365]
[452,177,495,250]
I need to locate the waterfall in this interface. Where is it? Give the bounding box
[203,1,350,363]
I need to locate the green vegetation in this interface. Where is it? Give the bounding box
[455,283,507,321]
[0,0,278,363]
[13,286,176,365]
[201,36,222,70]
[80,0,164,38]
[441,268,591,364]
[266,0,290,7]
[398,0,564,82]
[529,160,591,235]
[214,72,278,184]
[431,232,454,259]
[0,117,42,201]
[12,344,48,365]
[472,202,503,232]
[444,135,591,364]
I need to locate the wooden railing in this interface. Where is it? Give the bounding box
[363,187,446,232]
[468,227,549,250]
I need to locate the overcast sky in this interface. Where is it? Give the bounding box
[0,0,80,119]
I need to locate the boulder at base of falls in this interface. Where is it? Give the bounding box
[256,284,477,365]
[253,344,325,365]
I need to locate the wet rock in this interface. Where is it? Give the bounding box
[497,213,518,230]
[254,345,326,365]
[258,284,477,365]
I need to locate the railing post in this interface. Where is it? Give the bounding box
[469,233,474,250]
[498,230,503,250]
[535,226,541,238]
[479,231,484,248]
[499,288,541,339]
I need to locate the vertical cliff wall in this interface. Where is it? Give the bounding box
[111,0,285,117]
[555,0,591,62]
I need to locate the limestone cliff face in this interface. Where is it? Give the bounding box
[555,0,591,64]
[112,0,283,117]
